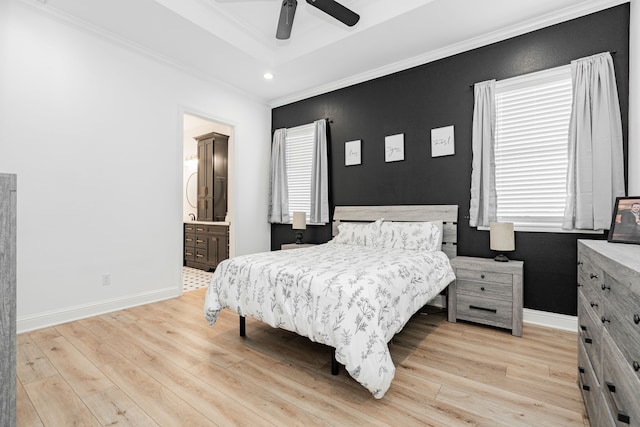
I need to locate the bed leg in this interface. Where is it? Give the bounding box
[239,316,245,337]
[331,350,339,375]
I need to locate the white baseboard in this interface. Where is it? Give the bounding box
[17,287,180,334]
[523,308,577,332]
[428,296,577,332]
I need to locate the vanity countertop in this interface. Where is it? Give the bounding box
[185,220,230,226]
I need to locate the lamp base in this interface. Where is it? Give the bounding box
[295,231,304,244]
[494,254,510,262]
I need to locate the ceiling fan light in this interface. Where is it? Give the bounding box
[263,72,274,80]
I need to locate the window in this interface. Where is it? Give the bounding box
[285,123,315,223]
[494,65,572,231]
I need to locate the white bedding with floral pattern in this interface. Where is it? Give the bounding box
[203,241,455,398]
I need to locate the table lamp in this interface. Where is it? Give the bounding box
[292,211,306,244]
[490,222,515,262]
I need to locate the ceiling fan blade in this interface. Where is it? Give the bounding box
[305,0,359,27]
[276,0,298,40]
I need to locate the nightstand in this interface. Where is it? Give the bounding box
[447,256,524,336]
[280,243,316,250]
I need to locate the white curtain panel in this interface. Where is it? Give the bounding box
[268,128,290,223]
[563,52,625,230]
[310,119,329,224]
[469,80,497,227]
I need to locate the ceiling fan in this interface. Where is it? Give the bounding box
[277,0,360,40]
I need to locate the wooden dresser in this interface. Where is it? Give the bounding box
[577,240,640,426]
[1,173,17,427]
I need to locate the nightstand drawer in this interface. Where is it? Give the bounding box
[455,278,512,301]
[455,294,512,329]
[456,268,513,285]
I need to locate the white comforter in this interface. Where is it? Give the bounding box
[203,241,455,398]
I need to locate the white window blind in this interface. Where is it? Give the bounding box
[285,123,315,223]
[494,65,572,231]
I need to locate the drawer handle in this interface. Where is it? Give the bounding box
[601,283,611,291]
[601,316,610,324]
[480,274,485,279]
[577,282,583,288]
[469,305,497,314]
[196,227,204,231]
[584,337,592,344]
[185,238,193,242]
[634,314,640,325]
[196,239,204,243]
[590,302,598,308]
[577,261,583,266]
[185,251,193,256]
[605,382,630,424]
[633,361,640,372]
[480,287,485,291]
[578,366,590,391]
[590,273,598,279]
[196,254,204,258]
[580,324,587,331]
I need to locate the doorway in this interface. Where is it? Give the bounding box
[182,113,234,292]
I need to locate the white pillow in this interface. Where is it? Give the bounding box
[332,219,383,247]
[378,221,443,251]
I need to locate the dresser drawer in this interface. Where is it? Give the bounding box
[578,292,603,380]
[194,235,207,249]
[578,340,601,423]
[456,278,512,301]
[455,294,512,329]
[184,233,196,248]
[603,272,640,382]
[455,268,513,285]
[578,251,605,293]
[195,248,207,261]
[184,247,195,262]
[193,225,209,233]
[602,334,640,427]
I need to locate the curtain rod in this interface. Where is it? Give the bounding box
[469,51,617,88]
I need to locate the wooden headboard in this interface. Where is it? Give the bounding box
[332,205,458,259]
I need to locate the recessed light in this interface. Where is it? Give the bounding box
[263,72,274,80]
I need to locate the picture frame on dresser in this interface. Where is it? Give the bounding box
[607,196,640,244]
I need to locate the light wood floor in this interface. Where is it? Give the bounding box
[16,288,589,426]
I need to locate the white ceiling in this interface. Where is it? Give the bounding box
[35,0,626,106]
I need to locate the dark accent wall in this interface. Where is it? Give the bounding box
[271,4,630,316]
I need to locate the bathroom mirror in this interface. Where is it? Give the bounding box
[186,171,197,208]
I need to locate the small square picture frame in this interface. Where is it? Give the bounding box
[345,140,361,166]
[431,125,455,157]
[385,133,404,163]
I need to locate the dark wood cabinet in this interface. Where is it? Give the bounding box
[195,132,228,222]
[184,223,229,271]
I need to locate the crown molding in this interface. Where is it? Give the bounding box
[269,0,629,108]
[15,0,270,106]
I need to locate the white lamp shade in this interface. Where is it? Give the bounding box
[490,222,515,251]
[292,212,307,230]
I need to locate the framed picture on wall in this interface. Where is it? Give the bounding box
[385,134,404,162]
[607,196,640,244]
[345,140,361,166]
[431,125,455,157]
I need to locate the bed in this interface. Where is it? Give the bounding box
[204,205,457,398]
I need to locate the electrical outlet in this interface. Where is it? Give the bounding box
[102,273,111,286]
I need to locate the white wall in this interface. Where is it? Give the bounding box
[0,1,271,332]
